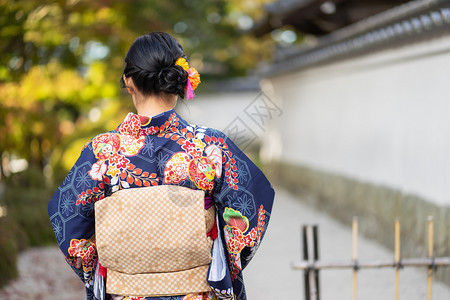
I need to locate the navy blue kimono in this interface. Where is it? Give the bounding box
[48,109,275,300]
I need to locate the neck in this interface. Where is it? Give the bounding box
[133,93,177,117]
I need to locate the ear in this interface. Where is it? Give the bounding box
[123,75,134,95]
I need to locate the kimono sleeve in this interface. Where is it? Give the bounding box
[212,134,275,280]
[48,140,106,293]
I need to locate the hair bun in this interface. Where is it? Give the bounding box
[157,65,188,98]
[121,32,189,98]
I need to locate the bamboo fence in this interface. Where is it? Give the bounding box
[293,217,450,300]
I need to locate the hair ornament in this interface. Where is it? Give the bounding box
[175,57,201,100]
[175,57,189,71]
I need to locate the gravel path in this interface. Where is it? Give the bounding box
[1,188,449,299]
[0,247,85,300]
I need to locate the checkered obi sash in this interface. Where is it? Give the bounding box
[95,185,215,297]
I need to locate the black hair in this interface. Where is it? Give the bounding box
[121,32,188,98]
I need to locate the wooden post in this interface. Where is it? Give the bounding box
[427,216,434,300]
[313,225,320,300]
[352,217,358,300]
[303,226,310,300]
[302,225,319,300]
[307,225,318,300]
[394,219,400,300]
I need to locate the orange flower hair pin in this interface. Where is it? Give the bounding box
[175,57,201,100]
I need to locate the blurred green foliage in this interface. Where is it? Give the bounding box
[0,0,275,174]
[0,166,56,287]
[3,167,56,246]
[0,216,20,287]
[0,0,276,287]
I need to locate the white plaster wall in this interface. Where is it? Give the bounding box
[175,91,264,150]
[176,91,258,129]
[262,35,450,206]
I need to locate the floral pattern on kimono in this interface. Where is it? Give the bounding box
[48,109,275,300]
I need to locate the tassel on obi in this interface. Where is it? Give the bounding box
[94,261,107,300]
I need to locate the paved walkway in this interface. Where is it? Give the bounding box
[1,188,449,299]
[244,189,450,299]
[0,247,85,299]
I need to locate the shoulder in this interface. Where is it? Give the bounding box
[187,124,242,152]
[186,123,247,161]
[185,123,231,143]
